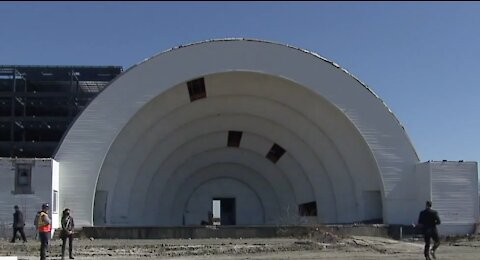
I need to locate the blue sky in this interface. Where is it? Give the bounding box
[1,2,479,165]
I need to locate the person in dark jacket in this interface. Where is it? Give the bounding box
[34,210,41,240]
[10,205,27,243]
[416,200,441,260]
[60,208,75,260]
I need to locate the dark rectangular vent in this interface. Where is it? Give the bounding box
[187,77,206,102]
[299,201,317,216]
[266,143,286,163]
[14,163,33,194]
[227,131,243,147]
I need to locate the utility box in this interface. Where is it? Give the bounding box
[416,161,479,235]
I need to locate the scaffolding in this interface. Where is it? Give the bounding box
[0,65,123,158]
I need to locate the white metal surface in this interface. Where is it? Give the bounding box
[55,39,422,227]
[415,161,478,235]
[0,158,59,238]
[432,161,478,235]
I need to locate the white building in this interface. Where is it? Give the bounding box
[0,158,59,236]
[1,39,477,235]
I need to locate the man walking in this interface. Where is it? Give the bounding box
[34,210,41,240]
[37,203,51,260]
[10,205,27,243]
[416,200,441,260]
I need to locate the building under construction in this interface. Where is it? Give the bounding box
[0,65,122,158]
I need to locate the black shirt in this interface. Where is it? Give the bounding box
[13,210,25,228]
[418,208,441,230]
[62,215,74,232]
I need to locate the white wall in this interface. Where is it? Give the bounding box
[415,161,478,235]
[51,160,60,229]
[432,161,478,235]
[415,162,432,210]
[0,158,58,238]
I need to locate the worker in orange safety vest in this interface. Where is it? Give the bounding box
[38,203,51,260]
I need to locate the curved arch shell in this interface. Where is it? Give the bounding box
[55,39,419,226]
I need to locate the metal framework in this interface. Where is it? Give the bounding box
[0,65,122,158]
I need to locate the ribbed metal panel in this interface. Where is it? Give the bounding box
[431,162,478,224]
[0,158,56,236]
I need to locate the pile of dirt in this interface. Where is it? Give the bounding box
[309,231,342,244]
[0,238,330,258]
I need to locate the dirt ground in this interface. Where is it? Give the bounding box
[1,234,480,259]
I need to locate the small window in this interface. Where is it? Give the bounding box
[299,201,317,216]
[14,164,32,194]
[266,143,286,163]
[187,78,206,102]
[53,190,59,213]
[227,131,243,147]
